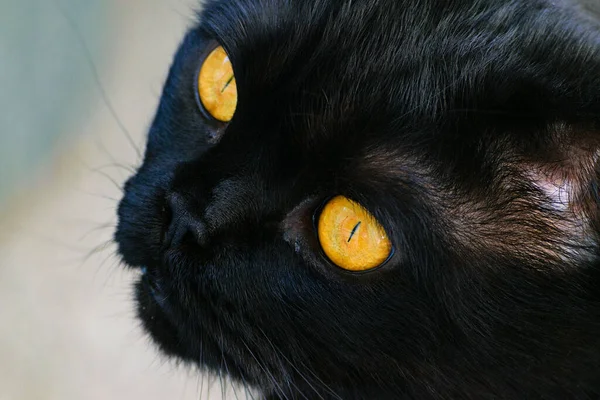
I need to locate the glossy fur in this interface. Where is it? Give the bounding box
[115,0,600,398]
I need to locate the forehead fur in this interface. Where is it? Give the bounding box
[358,124,600,268]
[190,0,600,269]
[198,0,600,125]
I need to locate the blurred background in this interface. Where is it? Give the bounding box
[0,1,238,399]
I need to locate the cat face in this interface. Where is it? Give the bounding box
[115,0,600,398]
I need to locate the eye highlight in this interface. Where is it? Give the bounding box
[197,46,237,122]
[317,196,392,272]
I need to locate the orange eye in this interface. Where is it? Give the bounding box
[317,196,392,271]
[197,46,237,122]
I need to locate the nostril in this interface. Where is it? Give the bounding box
[162,192,207,249]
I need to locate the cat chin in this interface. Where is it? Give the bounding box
[134,270,266,391]
[135,274,187,358]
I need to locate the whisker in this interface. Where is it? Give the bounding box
[2,224,104,253]
[76,156,129,192]
[256,327,342,400]
[93,250,123,287]
[76,189,120,202]
[196,370,204,400]
[238,371,257,400]
[240,339,291,400]
[163,0,197,23]
[253,332,317,400]
[78,222,115,242]
[51,0,143,160]
[91,140,130,181]
[78,238,115,268]
[218,324,241,400]
[206,373,216,400]
[198,341,205,399]
[92,162,137,174]
[87,167,125,193]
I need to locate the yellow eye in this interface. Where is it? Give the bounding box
[318,196,392,272]
[198,46,237,122]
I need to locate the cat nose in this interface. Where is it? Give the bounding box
[163,193,208,249]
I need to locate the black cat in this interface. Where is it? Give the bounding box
[115,0,600,398]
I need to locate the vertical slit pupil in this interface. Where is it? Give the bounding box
[348,221,362,243]
[221,75,234,93]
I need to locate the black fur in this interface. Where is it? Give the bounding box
[115,0,600,398]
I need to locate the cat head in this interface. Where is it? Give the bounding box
[116,0,600,398]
